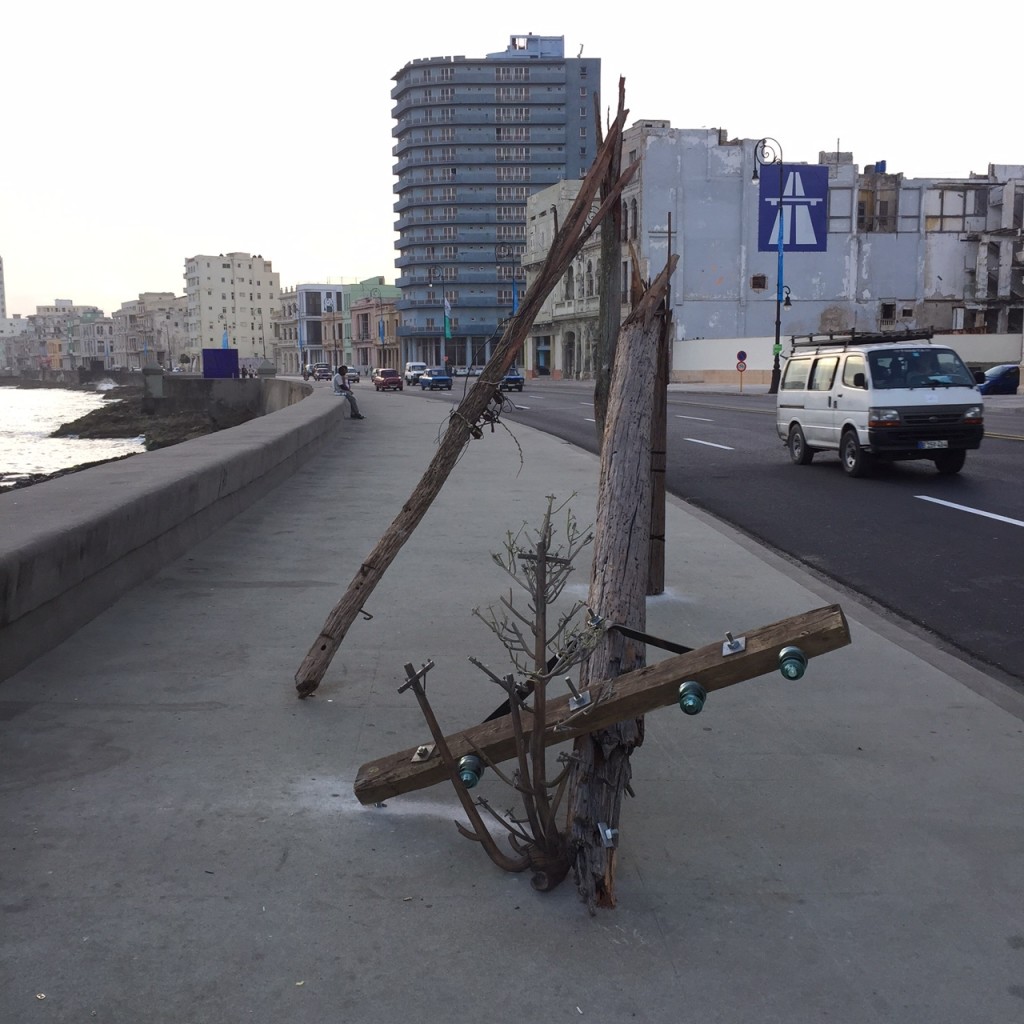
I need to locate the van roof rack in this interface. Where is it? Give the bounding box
[788,327,935,353]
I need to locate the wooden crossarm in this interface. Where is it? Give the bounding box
[353,604,850,805]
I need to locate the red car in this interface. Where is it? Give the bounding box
[372,368,403,391]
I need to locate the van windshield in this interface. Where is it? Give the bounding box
[867,348,975,389]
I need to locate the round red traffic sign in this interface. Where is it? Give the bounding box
[736,360,747,372]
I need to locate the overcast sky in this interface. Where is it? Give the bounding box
[4,0,1019,318]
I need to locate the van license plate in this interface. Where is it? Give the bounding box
[919,440,948,449]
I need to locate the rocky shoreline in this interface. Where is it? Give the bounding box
[2,383,256,492]
[50,384,256,447]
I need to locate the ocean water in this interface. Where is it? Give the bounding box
[0,385,147,477]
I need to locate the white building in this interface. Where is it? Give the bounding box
[184,252,280,369]
[524,121,1024,381]
[619,124,1024,344]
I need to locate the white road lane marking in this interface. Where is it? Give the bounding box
[676,414,714,422]
[684,438,734,450]
[915,495,1024,528]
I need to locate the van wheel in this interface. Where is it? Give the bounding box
[934,450,966,475]
[841,430,872,477]
[788,425,814,465]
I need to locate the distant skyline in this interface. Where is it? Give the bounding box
[4,1,1020,318]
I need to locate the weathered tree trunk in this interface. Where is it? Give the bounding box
[567,257,677,912]
[592,81,624,438]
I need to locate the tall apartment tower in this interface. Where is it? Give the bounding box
[183,252,280,365]
[0,256,7,319]
[391,34,599,369]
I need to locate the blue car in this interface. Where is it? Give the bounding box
[500,367,525,392]
[418,367,453,391]
[977,364,1019,395]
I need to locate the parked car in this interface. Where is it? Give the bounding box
[499,367,525,392]
[372,368,403,391]
[311,363,332,381]
[418,367,453,391]
[977,363,1020,395]
[404,361,428,385]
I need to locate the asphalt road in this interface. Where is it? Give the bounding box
[420,379,1024,689]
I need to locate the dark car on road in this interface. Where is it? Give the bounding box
[499,367,525,392]
[419,367,453,391]
[372,368,403,391]
[978,363,1020,395]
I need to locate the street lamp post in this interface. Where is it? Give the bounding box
[258,309,267,361]
[753,136,787,394]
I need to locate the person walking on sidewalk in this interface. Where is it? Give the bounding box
[332,366,365,419]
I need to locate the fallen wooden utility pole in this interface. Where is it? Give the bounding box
[353,604,850,805]
[293,79,637,698]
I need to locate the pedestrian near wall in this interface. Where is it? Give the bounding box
[332,366,364,419]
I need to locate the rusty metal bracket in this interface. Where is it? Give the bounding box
[588,609,694,655]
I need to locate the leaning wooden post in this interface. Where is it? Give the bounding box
[292,85,638,697]
[566,256,677,912]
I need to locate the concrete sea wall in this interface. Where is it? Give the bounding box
[0,382,342,683]
[139,372,309,416]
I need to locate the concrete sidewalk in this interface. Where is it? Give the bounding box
[2,382,1022,1024]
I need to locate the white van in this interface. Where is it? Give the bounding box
[776,333,984,476]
